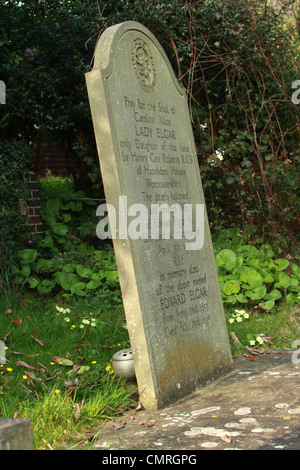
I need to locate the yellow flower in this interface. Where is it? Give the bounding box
[7,368,13,372]
[70,325,76,330]
[23,375,28,380]
[91,361,97,364]
[54,389,60,394]
[50,362,55,365]
[105,364,114,375]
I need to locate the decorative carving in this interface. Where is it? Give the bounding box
[131,38,156,92]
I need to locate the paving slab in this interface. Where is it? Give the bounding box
[94,351,300,451]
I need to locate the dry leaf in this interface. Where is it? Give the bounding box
[15,360,36,370]
[135,401,142,412]
[74,403,81,420]
[10,351,39,357]
[21,383,33,394]
[0,331,11,342]
[25,370,41,381]
[134,421,154,428]
[245,346,260,355]
[259,334,274,345]
[52,357,74,366]
[220,435,232,444]
[31,335,44,347]
[230,331,241,346]
[78,329,87,342]
[72,364,81,374]
[37,362,48,375]
[64,380,75,388]
[113,421,126,430]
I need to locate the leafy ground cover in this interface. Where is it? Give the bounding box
[212,227,300,310]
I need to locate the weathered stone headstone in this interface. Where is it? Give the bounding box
[86,21,232,410]
[0,419,35,450]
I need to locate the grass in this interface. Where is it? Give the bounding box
[225,303,300,357]
[1,286,300,449]
[0,290,137,449]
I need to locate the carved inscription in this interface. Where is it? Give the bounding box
[158,265,211,338]
[120,95,193,202]
[118,92,212,337]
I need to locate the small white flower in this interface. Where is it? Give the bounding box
[215,150,224,161]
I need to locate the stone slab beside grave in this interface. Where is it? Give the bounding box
[86,21,233,410]
[0,419,35,450]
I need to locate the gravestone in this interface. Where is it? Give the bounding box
[86,21,232,410]
[0,419,35,450]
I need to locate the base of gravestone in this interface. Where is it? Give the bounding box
[0,419,35,450]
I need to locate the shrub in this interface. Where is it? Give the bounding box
[213,227,300,310]
[0,139,31,286]
[13,176,120,298]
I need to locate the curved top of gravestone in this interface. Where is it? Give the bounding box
[92,21,184,96]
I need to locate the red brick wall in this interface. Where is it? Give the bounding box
[26,172,44,236]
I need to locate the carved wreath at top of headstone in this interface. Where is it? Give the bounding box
[131,38,156,93]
